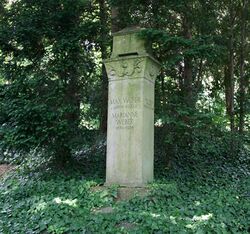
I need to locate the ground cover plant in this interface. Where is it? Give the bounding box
[0,147,249,234]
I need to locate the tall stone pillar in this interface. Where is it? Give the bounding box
[104,27,160,187]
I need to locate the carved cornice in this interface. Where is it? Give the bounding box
[104,55,160,82]
[105,58,143,80]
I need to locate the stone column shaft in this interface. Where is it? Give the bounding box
[104,28,160,187]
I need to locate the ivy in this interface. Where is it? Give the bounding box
[0,151,249,233]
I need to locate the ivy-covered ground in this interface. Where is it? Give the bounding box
[0,151,249,234]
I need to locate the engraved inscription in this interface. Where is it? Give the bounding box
[112,111,138,129]
[110,97,140,106]
[109,96,141,110]
[109,96,153,129]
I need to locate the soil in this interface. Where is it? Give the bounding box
[0,164,15,178]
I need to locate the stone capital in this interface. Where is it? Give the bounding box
[104,55,160,83]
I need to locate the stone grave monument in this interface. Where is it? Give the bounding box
[104,27,160,187]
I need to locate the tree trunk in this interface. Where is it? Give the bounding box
[56,52,81,165]
[98,0,109,133]
[180,14,194,147]
[239,0,248,133]
[224,8,236,132]
[99,64,108,134]
[111,6,120,33]
[182,15,193,107]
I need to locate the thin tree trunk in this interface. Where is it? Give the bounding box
[224,8,235,132]
[57,57,81,165]
[239,0,248,133]
[111,6,120,33]
[182,15,193,107]
[181,14,194,147]
[98,0,109,133]
[196,59,203,93]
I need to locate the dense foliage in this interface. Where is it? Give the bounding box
[0,0,101,163]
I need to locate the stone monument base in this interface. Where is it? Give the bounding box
[92,185,149,201]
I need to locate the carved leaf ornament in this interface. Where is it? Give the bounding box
[107,58,144,79]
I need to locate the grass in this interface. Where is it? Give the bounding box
[0,151,249,234]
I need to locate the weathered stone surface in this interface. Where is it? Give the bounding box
[0,164,15,178]
[111,26,149,58]
[90,186,149,202]
[116,221,137,230]
[105,28,160,187]
[93,206,114,214]
[117,187,149,201]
